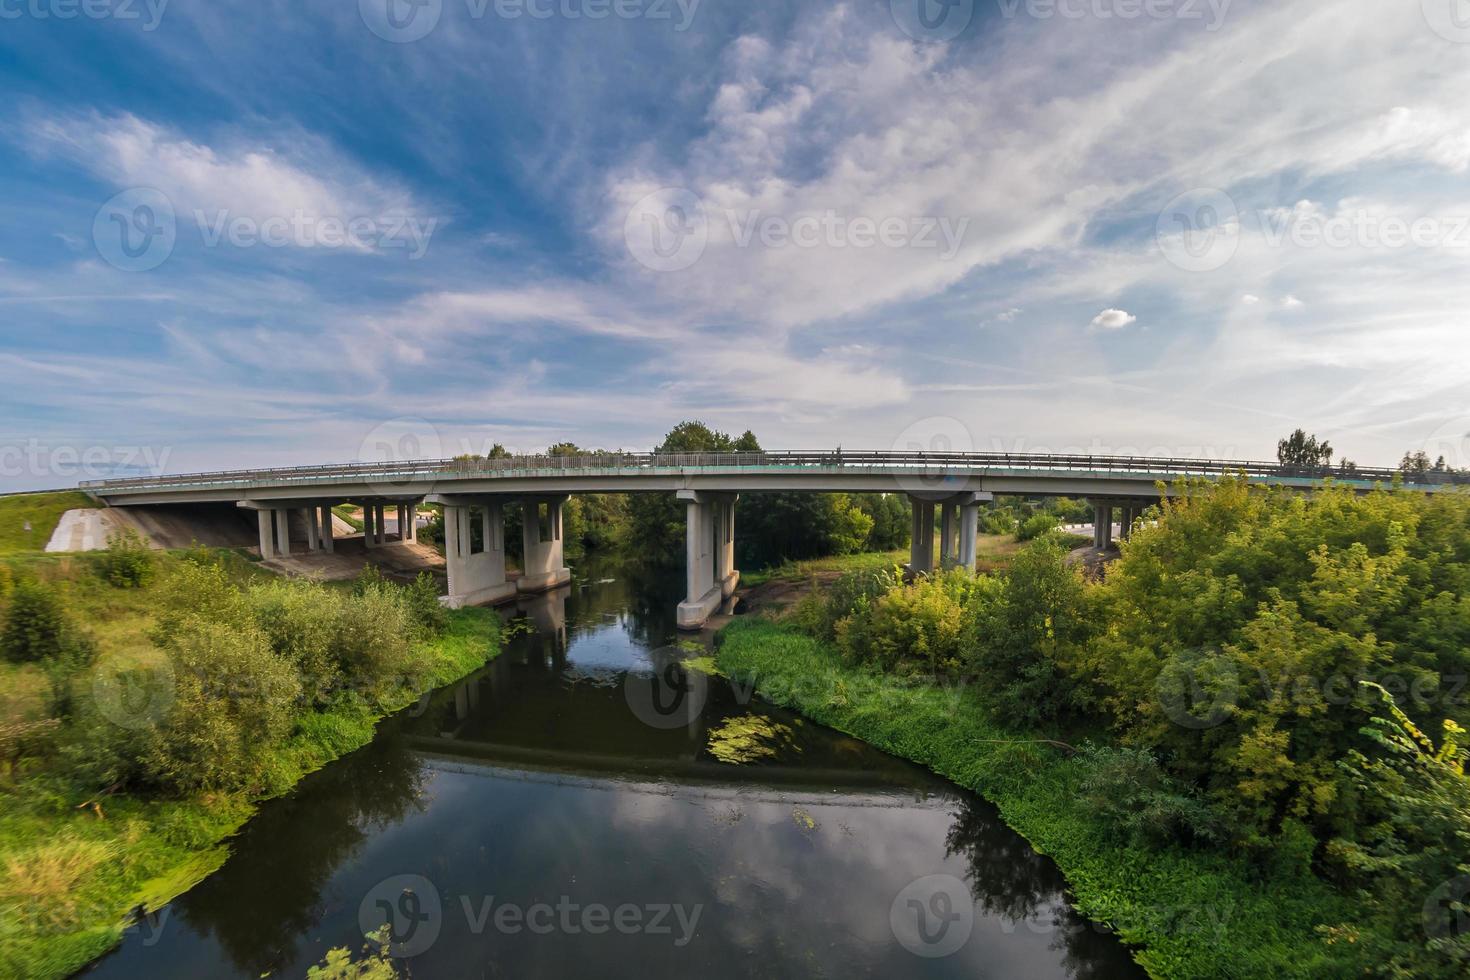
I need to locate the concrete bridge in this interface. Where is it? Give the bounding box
[82,450,1460,628]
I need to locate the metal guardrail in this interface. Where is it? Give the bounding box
[79,450,1467,495]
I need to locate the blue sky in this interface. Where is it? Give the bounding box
[2,0,1468,489]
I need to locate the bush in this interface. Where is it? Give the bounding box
[141,620,302,793]
[981,511,1017,535]
[836,570,983,675]
[2,580,67,663]
[1016,512,1059,542]
[404,572,448,636]
[151,554,248,646]
[333,580,420,698]
[966,539,1090,727]
[1075,743,1226,848]
[246,579,342,705]
[814,565,901,640]
[93,528,154,588]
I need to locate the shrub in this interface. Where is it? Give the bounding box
[404,572,448,636]
[2,580,67,663]
[836,569,982,675]
[151,554,248,645]
[1016,512,1059,542]
[981,511,1017,535]
[141,620,302,793]
[93,528,154,588]
[1075,743,1226,848]
[816,565,901,640]
[246,579,342,704]
[966,539,1090,728]
[333,582,420,699]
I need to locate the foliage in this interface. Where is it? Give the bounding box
[738,492,874,567]
[835,569,981,675]
[92,528,154,588]
[853,493,910,551]
[1325,683,1470,977]
[1016,512,1059,542]
[2,579,68,663]
[245,578,342,704]
[1074,744,1226,848]
[307,926,400,980]
[966,538,1090,727]
[1276,428,1334,473]
[0,492,94,555]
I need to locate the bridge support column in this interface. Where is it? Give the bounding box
[677,490,736,629]
[274,508,292,557]
[319,505,334,553]
[908,496,936,575]
[304,507,320,552]
[519,495,572,594]
[939,502,957,568]
[958,499,980,571]
[258,510,276,559]
[363,504,377,549]
[436,498,515,608]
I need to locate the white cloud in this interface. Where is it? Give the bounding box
[1241,294,1260,304]
[1090,308,1136,330]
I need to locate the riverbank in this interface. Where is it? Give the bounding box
[0,558,503,980]
[713,616,1358,979]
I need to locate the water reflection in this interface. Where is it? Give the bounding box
[85,554,1142,980]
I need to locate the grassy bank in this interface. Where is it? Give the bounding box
[0,548,503,980]
[0,491,94,555]
[714,617,1357,979]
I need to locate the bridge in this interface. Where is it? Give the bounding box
[83,450,1460,628]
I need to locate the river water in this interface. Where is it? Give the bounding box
[83,555,1143,979]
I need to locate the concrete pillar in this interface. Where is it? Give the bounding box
[939,502,957,568]
[1120,505,1133,542]
[677,491,735,629]
[274,508,291,557]
[258,510,276,559]
[404,503,417,543]
[1102,504,1114,549]
[958,500,979,571]
[363,504,376,549]
[438,498,515,608]
[908,496,936,574]
[304,507,319,552]
[375,504,387,546]
[518,495,571,594]
[320,505,334,553]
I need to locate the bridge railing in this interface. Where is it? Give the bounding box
[78,450,1466,495]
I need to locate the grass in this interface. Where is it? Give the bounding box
[0,492,95,555]
[714,617,1359,979]
[0,551,504,980]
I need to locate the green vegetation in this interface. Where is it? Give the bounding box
[0,546,502,979]
[719,477,1470,978]
[0,491,93,555]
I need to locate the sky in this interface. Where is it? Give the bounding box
[2,0,1468,490]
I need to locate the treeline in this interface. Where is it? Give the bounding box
[780,479,1470,976]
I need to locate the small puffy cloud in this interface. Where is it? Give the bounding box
[1242,294,1261,304]
[1090,308,1137,330]
[1283,295,1305,308]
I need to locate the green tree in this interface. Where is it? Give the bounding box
[1276,428,1334,473]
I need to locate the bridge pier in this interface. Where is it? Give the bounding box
[910,492,986,575]
[319,505,335,553]
[677,490,738,630]
[519,495,573,593]
[435,496,517,608]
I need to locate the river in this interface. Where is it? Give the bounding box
[83,554,1144,979]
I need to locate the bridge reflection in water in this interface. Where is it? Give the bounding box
[82,555,1144,980]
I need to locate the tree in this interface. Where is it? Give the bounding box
[630,423,758,563]
[1276,429,1333,473]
